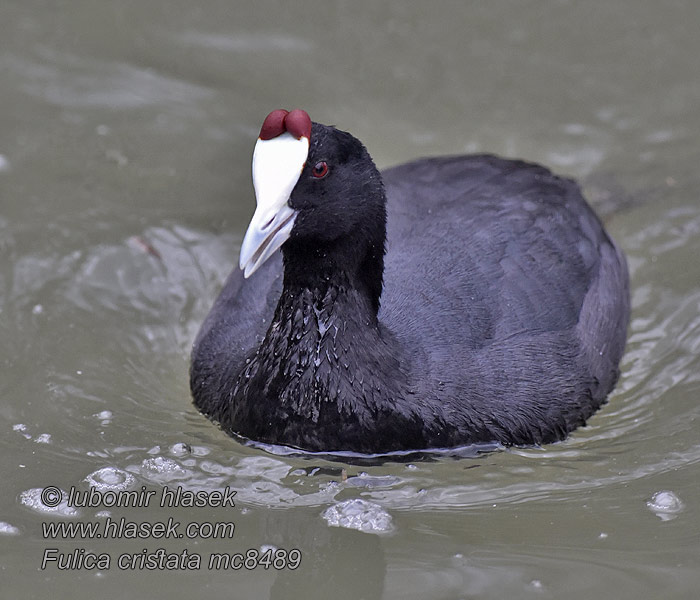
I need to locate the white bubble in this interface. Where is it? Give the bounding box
[140,456,190,482]
[13,423,32,440]
[647,490,684,521]
[85,467,135,491]
[19,488,79,517]
[169,442,192,457]
[93,410,113,426]
[34,433,52,444]
[322,499,393,534]
[0,521,20,536]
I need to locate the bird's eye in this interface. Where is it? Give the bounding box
[312,161,329,178]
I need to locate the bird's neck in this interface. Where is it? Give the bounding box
[229,261,413,451]
[281,228,385,315]
[259,267,393,402]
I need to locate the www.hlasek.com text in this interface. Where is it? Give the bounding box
[43,516,236,540]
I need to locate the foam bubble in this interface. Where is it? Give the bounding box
[0,521,20,536]
[19,488,79,517]
[647,490,684,521]
[85,467,135,491]
[169,442,192,457]
[139,456,190,482]
[93,410,113,426]
[322,499,393,533]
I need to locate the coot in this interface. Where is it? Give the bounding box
[190,109,629,454]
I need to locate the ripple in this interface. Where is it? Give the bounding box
[177,31,313,53]
[235,456,292,481]
[345,473,402,489]
[5,50,213,109]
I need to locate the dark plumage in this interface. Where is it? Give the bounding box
[190,115,629,454]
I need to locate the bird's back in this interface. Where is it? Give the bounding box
[378,155,629,443]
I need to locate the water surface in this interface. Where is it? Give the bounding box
[2,1,699,599]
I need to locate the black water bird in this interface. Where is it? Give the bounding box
[190,109,630,454]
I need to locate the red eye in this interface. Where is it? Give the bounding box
[312,161,329,178]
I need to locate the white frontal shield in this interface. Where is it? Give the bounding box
[239,132,309,277]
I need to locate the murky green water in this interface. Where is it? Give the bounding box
[2,1,699,598]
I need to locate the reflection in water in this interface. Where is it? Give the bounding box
[263,510,387,600]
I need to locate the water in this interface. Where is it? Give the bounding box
[2,1,700,598]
